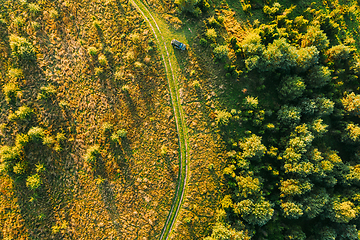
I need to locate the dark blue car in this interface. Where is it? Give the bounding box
[171,39,186,51]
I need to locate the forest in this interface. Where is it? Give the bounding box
[1,0,360,239]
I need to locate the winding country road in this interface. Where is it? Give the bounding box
[129,0,189,239]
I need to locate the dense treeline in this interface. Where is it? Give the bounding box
[203,1,360,239]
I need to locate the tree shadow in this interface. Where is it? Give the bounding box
[163,154,177,182]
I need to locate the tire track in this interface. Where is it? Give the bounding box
[129,1,189,239]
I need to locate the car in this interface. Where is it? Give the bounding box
[171,39,186,51]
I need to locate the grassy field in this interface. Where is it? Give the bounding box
[0,0,182,239]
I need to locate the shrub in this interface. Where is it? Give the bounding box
[213,45,228,60]
[215,110,232,126]
[117,129,127,138]
[84,145,101,163]
[205,28,217,41]
[35,163,45,173]
[242,4,251,13]
[37,85,56,100]
[243,96,258,109]
[3,83,21,103]
[217,16,225,23]
[93,20,101,30]
[15,133,29,148]
[31,21,41,31]
[0,145,20,163]
[13,161,27,175]
[28,127,45,142]
[110,132,119,142]
[56,132,66,143]
[94,67,104,76]
[9,35,36,62]
[122,85,130,92]
[49,9,59,19]
[208,16,220,28]
[160,145,168,156]
[88,47,98,56]
[192,80,201,90]
[134,61,142,69]
[102,122,113,134]
[263,2,282,17]
[98,54,108,66]
[26,173,42,190]
[15,105,33,121]
[28,3,41,17]
[43,135,55,147]
[13,16,25,29]
[8,68,23,79]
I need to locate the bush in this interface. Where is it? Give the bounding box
[215,110,232,126]
[110,132,119,142]
[93,20,101,30]
[98,54,108,66]
[49,9,59,19]
[13,17,25,29]
[122,85,130,92]
[3,83,21,103]
[43,135,55,147]
[117,129,127,138]
[84,145,101,164]
[243,96,258,109]
[242,4,251,13]
[213,45,228,60]
[160,145,168,156]
[15,133,29,148]
[217,16,225,24]
[56,132,66,143]
[263,2,282,17]
[94,67,104,76]
[26,173,42,190]
[28,3,41,17]
[31,21,41,31]
[88,47,98,56]
[37,85,56,100]
[205,28,217,41]
[102,122,113,134]
[8,68,23,79]
[9,35,36,62]
[28,127,45,142]
[208,16,220,28]
[13,161,27,175]
[192,80,201,90]
[9,106,33,121]
[0,145,20,163]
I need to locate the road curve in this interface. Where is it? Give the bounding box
[129,0,189,239]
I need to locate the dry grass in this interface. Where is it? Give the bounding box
[0,0,180,239]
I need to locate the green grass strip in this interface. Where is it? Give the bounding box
[129,0,190,240]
